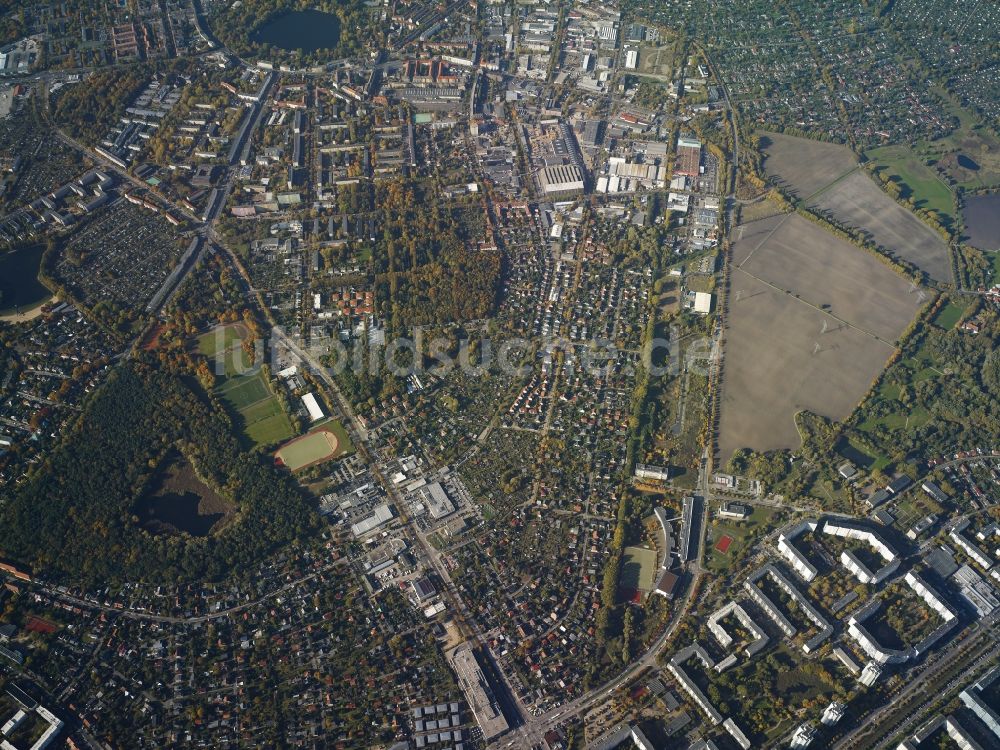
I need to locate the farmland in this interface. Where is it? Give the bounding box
[806,171,952,282]
[760,133,952,282]
[759,134,857,198]
[719,213,924,460]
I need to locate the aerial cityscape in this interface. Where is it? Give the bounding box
[0,0,998,749]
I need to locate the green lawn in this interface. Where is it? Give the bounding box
[320,417,354,455]
[196,324,247,359]
[704,506,778,573]
[240,396,283,423]
[218,373,271,410]
[246,412,294,447]
[987,251,1000,281]
[932,301,965,330]
[215,370,293,448]
[865,145,955,224]
[620,546,658,593]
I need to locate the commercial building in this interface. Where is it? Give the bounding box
[538,164,585,196]
[350,503,395,537]
[411,577,436,603]
[952,564,1000,617]
[692,292,713,314]
[449,644,509,741]
[587,723,654,750]
[675,137,702,177]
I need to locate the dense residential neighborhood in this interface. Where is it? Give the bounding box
[0,0,998,748]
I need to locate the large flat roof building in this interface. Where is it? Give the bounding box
[960,666,1000,741]
[538,164,585,196]
[675,137,702,177]
[449,644,509,741]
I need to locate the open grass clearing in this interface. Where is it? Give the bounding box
[865,144,955,224]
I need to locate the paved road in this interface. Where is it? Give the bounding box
[833,617,1000,749]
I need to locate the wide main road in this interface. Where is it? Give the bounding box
[834,615,1000,749]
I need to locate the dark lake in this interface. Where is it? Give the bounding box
[963,193,1000,252]
[250,9,342,54]
[134,453,232,537]
[956,154,980,171]
[0,244,49,313]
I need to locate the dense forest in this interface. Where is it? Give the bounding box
[385,244,502,328]
[0,361,319,584]
[374,183,502,330]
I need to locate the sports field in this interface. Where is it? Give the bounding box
[715,535,733,554]
[194,325,295,448]
[195,323,251,376]
[619,546,658,593]
[217,370,294,447]
[275,421,353,471]
[720,213,924,460]
[218,373,271,409]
